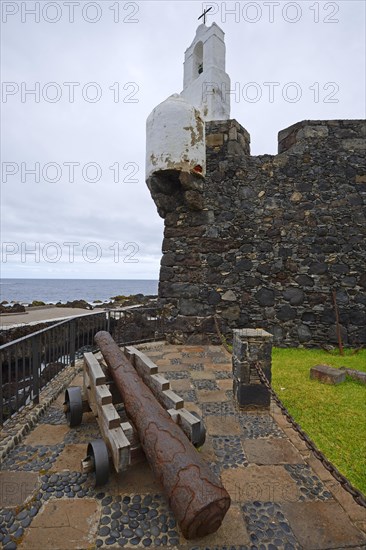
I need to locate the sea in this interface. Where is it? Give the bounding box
[0,279,159,305]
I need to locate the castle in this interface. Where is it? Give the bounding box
[146,22,366,347]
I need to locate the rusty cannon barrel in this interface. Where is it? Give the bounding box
[94,331,231,540]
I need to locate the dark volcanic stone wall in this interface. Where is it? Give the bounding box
[148,119,366,346]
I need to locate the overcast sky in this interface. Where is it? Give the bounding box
[1,0,365,280]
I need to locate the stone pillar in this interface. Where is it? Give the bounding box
[232,328,273,410]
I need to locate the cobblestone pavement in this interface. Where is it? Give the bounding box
[0,343,365,550]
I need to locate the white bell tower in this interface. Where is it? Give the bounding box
[145,20,233,183]
[181,22,231,121]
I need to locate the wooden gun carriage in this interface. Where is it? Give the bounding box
[64,332,230,539]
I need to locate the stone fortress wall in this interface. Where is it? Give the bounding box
[149,118,366,346]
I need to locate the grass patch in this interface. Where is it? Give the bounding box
[271,348,366,495]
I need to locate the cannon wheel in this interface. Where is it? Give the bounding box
[190,411,206,448]
[64,386,83,427]
[87,439,110,487]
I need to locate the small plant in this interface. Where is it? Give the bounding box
[214,315,232,353]
[29,300,46,307]
[332,289,344,356]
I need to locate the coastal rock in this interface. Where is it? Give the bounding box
[57,300,92,310]
[0,303,26,314]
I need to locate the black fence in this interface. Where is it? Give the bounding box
[0,307,165,425]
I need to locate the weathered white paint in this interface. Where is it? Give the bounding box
[181,23,231,121]
[146,94,206,180]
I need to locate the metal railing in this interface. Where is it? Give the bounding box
[0,307,165,425]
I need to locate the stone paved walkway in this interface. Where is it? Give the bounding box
[0,343,365,550]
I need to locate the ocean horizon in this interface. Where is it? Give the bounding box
[0,278,159,305]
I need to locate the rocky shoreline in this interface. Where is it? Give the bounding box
[0,294,159,346]
[0,294,158,315]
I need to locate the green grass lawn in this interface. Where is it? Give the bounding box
[271,348,366,495]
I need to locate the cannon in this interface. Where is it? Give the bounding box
[64,332,231,539]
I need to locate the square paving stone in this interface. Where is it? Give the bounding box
[282,426,309,452]
[206,415,242,436]
[242,501,301,548]
[0,471,38,507]
[183,505,250,547]
[242,439,304,465]
[23,424,70,446]
[156,344,182,351]
[155,362,189,373]
[51,444,86,472]
[170,378,193,392]
[209,362,233,372]
[18,498,100,549]
[197,390,229,403]
[212,436,248,469]
[221,465,302,503]
[217,379,234,392]
[101,461,163,495]
[282,500,366,549]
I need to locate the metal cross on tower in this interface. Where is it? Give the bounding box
[198,6,212,24]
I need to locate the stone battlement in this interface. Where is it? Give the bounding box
[278,119,366,154]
